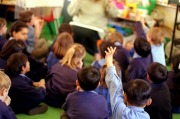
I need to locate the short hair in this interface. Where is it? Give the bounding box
[148,62,168,84]
[134,37,151,57]
[172,54,180,72]
[0,71,11,92]
[147,27,165,45]
[77,66,100,91]
[60,44,86,70]
[58,23,73,35]
[0,40,24,60]
[100,41,115,58]
[52,32,74,58]
[9,21,28,37]
[125,79,151,107]
[5,53,28,77]
[100,60,121,88]
[0,18,6,30]
[108,32,124,45]
[19,10,33,23]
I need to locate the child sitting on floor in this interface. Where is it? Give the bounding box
[0,71,17,119]
[105,47,152,119]
[0,18,7,51]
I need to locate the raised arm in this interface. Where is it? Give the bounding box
[105,47,126,117]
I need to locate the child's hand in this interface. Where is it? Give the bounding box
[105,47,116,67]
[38,79,46,89]
[4,96,11,106]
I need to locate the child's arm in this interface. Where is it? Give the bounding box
[105,47,126,117]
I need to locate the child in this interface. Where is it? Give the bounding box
[62,66,108,119]
[105,47,152,119]
[0,71,17,119]
[0,39,24,69]
[147,27,166,66]
[47,32,74,69]
[92,41,115,70]
[166,54,180,113]
[19,10,48,59]
[108,31,130,81]
[5,53,48,115]
[8,21,29,42]
[145,62,171,119]
[45,44,86,107]
[95,60,121,118]
[127,21,152,81]
[0,18,7,51]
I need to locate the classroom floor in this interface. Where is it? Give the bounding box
[8,20,179,119]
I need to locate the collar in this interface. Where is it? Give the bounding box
[133,52,142,58]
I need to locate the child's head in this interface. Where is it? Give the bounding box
[148,62,168,84]
[77,66,100,91]
[52,32,74,58]
[124,79,151,107]
[19,10,35,26]
[58,23,73,35]
[108,32,124,45]
[0,18,7,35]
[100,60,121,88]
[100,41,115,58]
[0,71,11,102]
[5,53,29,77]
[147,27,165,45]
[172,54,180,72]
[9,21,28,41]
[60,44,86,70]
[134,37,151,57]
[0,39,24,60]
[125,40,134,51]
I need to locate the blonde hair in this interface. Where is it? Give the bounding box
[148,27,172,45]
[109,32,124,45]
[0,71,11,92]
[60,44,86,70]
[53,32,74,58]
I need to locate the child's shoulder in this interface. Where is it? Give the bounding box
[0,100,9,112]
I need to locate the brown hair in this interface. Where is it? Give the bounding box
[100,60,121,88]
[52,32,74,58]
[58,23,73,35]
[60,44,86,70]
[0,18,6,30]
[19,10,33,23]
[147,27,166,45]
[109,32,124,45]
[0,71,11,92]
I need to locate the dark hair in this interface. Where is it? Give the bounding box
[19,10,33,23]
[125,79,151,107]
[9,21,28,37]
[100,41,115,58]
[58,23,73,35]
[0,39,24,60]
[5,53,28,77]
[134,37,151,57]
[77,66,100,91]
[148,62,168,84]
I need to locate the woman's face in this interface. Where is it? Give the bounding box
[13,28,28,41]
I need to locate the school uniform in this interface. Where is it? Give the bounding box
[9,74,46,114]
[91,58,105,70]
[127,21,152,81]
[46,51,61,70]
[0,57,6,69]
[0,35,7,52]
[62,90,108,119]
[145,82,172,119]
[45,62,79,108]
[0,100,17,119]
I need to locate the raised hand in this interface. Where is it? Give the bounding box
[105,47,116,67]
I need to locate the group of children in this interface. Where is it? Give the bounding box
[0,9,179,119]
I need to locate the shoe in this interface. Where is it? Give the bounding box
[28,104,48,115]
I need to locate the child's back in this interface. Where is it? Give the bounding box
[62,66,108,119]
[145,62,171,119]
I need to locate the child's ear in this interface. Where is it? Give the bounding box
[1,88,7,96]
[147,74,152,83]
[21,66,25,72]
[146,98,152,106]
[124,93,128,104]
[76,80,80,86]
